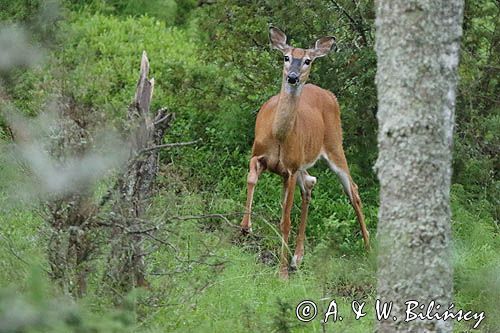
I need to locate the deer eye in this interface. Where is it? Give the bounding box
[304,59,311,65]
[284,56,290,62]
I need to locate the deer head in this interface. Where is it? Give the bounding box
[269,26,336,92]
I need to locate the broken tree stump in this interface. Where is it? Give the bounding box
[107,51,173,293]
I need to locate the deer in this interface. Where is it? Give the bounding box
[240,27,370,279]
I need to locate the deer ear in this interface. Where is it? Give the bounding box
[310,36,336,59]
[269,26,289,53]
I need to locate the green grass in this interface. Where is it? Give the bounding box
[2,178,497,332]
[135,212,376,333]
[0,203,46,289]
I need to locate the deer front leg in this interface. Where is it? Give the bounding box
[240,156,264,233]
[291,170,316,271]
[279,171,297,279]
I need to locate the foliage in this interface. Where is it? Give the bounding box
[0,270,143,333]
[0,0,63,45]
[0,0,44,22]
[64,0,197,26]
[454,0,499,222]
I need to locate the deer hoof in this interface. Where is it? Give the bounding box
[290,255,302,271]
[240,226,252,235]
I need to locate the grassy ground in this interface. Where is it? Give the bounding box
[1,167,498,332]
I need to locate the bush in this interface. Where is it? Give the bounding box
[64,0,197,25]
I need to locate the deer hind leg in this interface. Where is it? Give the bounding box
[279,171,297,279]
[323,151,370,250]
[290,170,317,271]
[240,156,265,233]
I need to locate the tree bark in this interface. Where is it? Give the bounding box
[375,1,464,332]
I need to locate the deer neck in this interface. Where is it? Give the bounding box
[272,83,302,142]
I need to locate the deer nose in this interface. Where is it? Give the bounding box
[287,73,299,85]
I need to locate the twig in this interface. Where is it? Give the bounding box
[140,138,202,154]
[96,218,161,235]
[169,212,244,228]
[127,226,159,234]
[142,232,228,268]
[154,113,173,126]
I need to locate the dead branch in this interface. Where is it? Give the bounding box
[169,212,245,228]
[139,138,202,154]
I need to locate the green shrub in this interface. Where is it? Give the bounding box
[64,0,197,26]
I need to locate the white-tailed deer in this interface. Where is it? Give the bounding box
[240,27,370,278]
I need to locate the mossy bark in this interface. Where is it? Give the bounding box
[375,1,464,332]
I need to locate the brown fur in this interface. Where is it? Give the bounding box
[253,84,342,173]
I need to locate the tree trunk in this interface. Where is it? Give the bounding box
[375,1,463,332]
